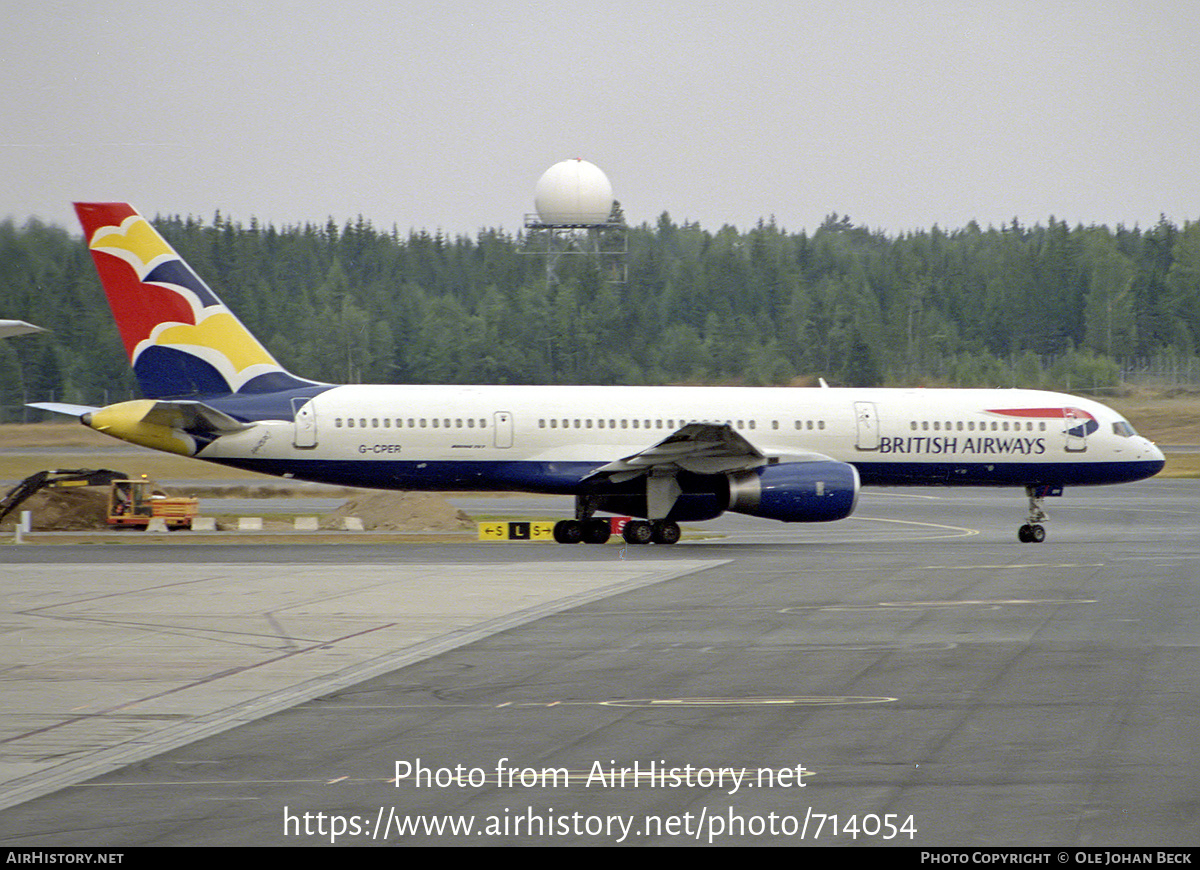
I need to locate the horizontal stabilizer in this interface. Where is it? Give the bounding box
[30,399,251,436]
[138,400,254,435]
[27,402,99,419]
[0,320,46,339]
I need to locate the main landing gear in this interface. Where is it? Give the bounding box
[553,495,681,545]
[552,517,681,545]
[1018,485,1047,543]
[622,519,682,545]
[551,518,611,544]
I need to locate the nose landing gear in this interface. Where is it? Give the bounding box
[1018,485,1049,543]
[1018,522,1046,543]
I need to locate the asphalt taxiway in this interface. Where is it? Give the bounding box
[0,481,1197,846]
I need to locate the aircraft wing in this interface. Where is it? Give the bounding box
[585,422,770,483]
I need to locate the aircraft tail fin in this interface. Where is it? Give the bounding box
[74,203,316,399]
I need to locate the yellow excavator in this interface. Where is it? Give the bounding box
[1,469,198,530]
[107,475,198,529]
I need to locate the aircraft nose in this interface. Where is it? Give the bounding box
[1143,438,1166,475]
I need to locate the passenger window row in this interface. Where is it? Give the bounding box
[334,417,489,429]
[910,420,1047,432]
[333,416,840,433]
[533,418,827,431]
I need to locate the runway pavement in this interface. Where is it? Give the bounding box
[0,481,1197,847]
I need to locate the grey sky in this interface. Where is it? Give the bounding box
[3,1,1197,237]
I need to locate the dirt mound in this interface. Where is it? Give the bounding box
[321,491,472,532]
[1,488,109,531]
[0,486,473,534]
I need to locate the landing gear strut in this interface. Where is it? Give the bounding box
[1018,485,1047,543]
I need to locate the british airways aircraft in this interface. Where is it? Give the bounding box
[33,203,1165,545]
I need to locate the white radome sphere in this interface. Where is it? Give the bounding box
[534,159,614,225]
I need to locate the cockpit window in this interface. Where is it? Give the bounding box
[1112,420,1139,438]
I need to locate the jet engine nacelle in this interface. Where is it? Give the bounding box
[727,460,860,522]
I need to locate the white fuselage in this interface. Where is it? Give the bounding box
[200,385,1163,493]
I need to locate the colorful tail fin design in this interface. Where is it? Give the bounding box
[75,203,314,399]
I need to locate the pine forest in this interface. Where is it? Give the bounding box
[2,210,1200,421]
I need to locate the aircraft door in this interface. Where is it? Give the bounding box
[494,411,513,448]
[1064,407,1087,453]
[854,401,880,450]
[292,397,317,448]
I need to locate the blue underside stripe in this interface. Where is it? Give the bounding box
[201,456,1165,493]
[853,459,1164,487]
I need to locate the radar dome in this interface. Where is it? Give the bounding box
[534,159,614,225]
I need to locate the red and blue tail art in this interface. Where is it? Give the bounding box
[75,203,316,399]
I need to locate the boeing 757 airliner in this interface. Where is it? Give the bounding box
[32,203,1165,545]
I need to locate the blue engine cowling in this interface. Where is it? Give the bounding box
[727,460,859,522]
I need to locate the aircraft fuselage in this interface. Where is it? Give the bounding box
[192,383,1164,494]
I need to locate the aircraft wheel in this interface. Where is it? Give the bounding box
[622,520,653,545]
[651,520,681,545]
[553,519,583,544]
[581,518,611,544]
[1018,523,1046,543]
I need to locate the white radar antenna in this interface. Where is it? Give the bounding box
[522,158,627,287]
